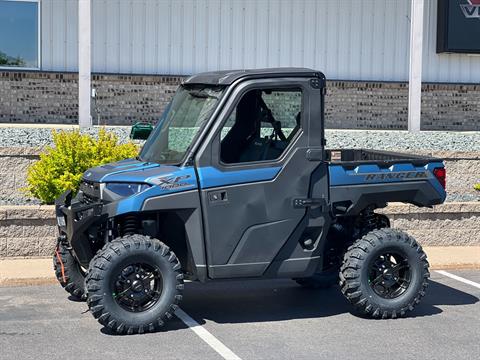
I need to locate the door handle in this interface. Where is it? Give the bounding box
[208,190,228,204]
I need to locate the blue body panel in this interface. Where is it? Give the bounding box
[84,157,446,216]
[85,158,282,215]
[197,166,282,189]
[84,159,197,215]
[114,166,198,215]
[329,161,446,200]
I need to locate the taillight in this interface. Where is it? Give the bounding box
[433,167,446,189]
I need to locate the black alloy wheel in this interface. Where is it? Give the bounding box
[113,263,163,312]
[340,228,429,319]
[85,234,184,335]
[368,252,411,299]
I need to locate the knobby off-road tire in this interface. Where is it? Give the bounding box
[85,234,184,335]
[53,242,87,300]
[340,228,429,319]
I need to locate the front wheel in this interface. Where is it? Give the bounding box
[85,235,184,334]
[339,228,429,318]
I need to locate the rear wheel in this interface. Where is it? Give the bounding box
[340,228,429,318]
[85,235,184,334]
[53,242,87,300]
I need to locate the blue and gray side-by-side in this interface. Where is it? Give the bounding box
[54,68,449,331]
[79,154,446,217]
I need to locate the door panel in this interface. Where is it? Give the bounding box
[199,147,326,278]
[195,77,330,279]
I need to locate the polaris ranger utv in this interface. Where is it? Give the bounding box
[54,68,446,334]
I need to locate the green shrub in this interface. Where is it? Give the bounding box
[475,184,480,191]
[26,129,138,204]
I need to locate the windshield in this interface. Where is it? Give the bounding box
[139,85,225,164]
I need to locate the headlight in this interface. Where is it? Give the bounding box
[104,183,151,197]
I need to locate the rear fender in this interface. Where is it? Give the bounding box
[329,162,447,215]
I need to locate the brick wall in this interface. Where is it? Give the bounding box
[0,71,78,124]
[1,70,480,130]
[0,71,182,125]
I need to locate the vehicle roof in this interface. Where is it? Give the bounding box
[183,67,325,86]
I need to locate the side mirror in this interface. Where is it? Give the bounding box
[130,122,153,140]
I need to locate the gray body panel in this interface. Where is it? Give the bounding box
[142,190,208,282]
[194,75,331,279]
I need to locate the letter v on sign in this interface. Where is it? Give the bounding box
[461,0,480,19]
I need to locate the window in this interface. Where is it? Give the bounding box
[0,0,39,69]
[140,85,225,164]
[220,88,302,164]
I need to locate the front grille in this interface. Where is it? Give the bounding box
[82,193,98,204]
[79,180,101,204]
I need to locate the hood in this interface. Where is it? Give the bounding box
[82,158,184,184]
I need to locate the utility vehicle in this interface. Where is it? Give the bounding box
[54,68,446,334]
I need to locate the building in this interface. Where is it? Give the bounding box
[0,0,479,130]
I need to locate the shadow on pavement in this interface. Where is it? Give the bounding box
[178,279,478,325]
[100,317,189,336]
[98,278,479,335]
[411,280,479,317]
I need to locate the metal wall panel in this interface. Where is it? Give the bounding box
[41,0,78,71]
[40,0,480,83]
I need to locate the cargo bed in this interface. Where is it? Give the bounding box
[326,149,442,167]
[326,149,446,215]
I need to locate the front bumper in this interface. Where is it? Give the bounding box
[55,190,107,266]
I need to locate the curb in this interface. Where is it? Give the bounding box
[1,246,479,287]
[0,258,55,287]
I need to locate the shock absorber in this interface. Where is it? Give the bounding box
[121,215,138,236]
[359,206,390,236]
[362,206,377,231]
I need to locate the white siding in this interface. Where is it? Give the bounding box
[41,0,78,71]
[40,0,480,83]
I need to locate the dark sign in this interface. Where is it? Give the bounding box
[437,0,480,53]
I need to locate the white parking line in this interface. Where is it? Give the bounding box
[175,308,242,360]
[435,270,480,289]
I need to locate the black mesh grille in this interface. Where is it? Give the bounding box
[80,180,101,204]
[82,193,97,204]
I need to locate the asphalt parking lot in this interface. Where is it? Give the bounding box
[0,270,479,360]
